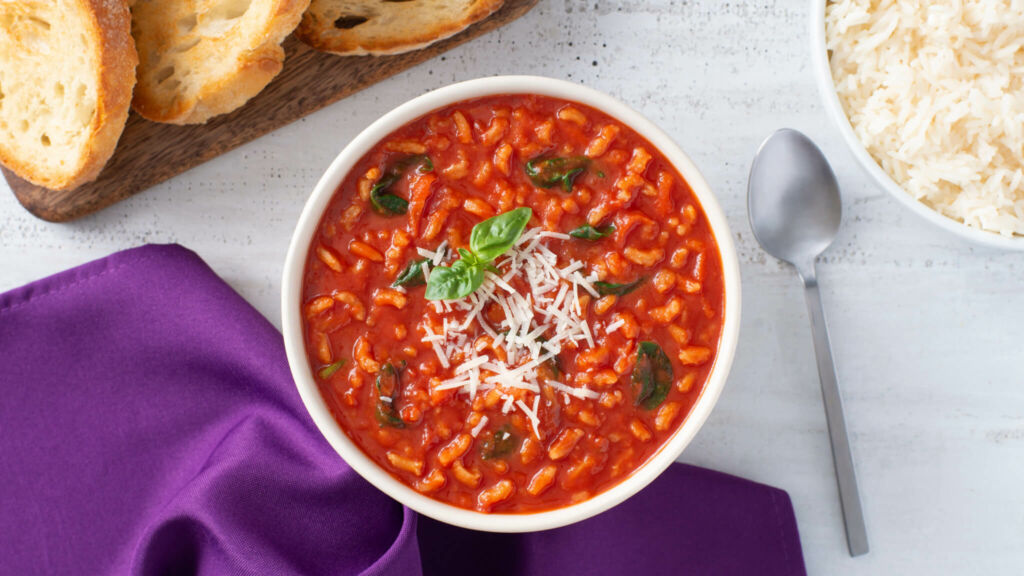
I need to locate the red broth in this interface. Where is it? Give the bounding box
[301,94,724,513]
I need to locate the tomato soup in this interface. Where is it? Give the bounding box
[301,94,725,513]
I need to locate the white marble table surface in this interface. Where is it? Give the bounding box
[3,1,1022,573]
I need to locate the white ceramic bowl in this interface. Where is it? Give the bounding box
[282,76,742,532]
[810,0,1024,250]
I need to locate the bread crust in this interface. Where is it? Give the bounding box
[0,0,137,191]
[130,0,310,125]
[296,0,504,56]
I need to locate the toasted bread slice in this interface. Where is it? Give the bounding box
[130,0,309,124]
[297,0,504,56]
[0,0,137,191]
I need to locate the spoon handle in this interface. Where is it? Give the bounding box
[802,267,869,557]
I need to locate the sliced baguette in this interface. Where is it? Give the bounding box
[0,0,137,191]
[130,0,309,125]
[297,0,504,56]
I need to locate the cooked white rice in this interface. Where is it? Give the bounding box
[826,0,1024,237]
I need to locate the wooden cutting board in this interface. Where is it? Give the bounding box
[2,0,538,222]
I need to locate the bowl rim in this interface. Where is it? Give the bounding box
[281,75,742,532]
[809,0,1024,250]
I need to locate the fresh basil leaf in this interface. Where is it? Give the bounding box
[569,223,615,240]
[525,156,590,192]
[457,247,482,266]
[424,259,483,300]
[480,424,518,460]
[455,259,485,295]
[632,341,673,410]
[595,277,645,296]
[375,363,405,428]
[425,208,531,300]
[469,207,532,262]
[392,257,429,287]
[317,359,346,380]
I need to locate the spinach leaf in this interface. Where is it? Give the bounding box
[374,402,405,428]
[480,424,518,460]
[368,155,434,216]
[525,156,590,192]
[540,355,561,379]
[569,223,615,240]
[425,208,532,300]
[375,363,405,428]
[469,207,532,262]
[317,359,346,380]
[537,337,562,379]
[632,341,673,410]
[393,154,434,174]
[595,277,645,296]
[368,173,407,216]
[369,188,409,216]
[392,257,430,288]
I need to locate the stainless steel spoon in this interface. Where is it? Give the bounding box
[747,128,868,557]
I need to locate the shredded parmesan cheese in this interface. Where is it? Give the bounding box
[417,227,603,431]
[471,415,489,437]
[516,399,542,440]
[547,380,601,400]
[606,318,626,334]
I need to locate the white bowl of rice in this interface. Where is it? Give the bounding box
[812,0,1024,249]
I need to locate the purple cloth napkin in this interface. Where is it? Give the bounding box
[0,244,805,576]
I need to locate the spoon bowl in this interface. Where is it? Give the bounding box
[748,129,842,273]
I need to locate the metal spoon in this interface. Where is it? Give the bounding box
[747,128,868,557]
